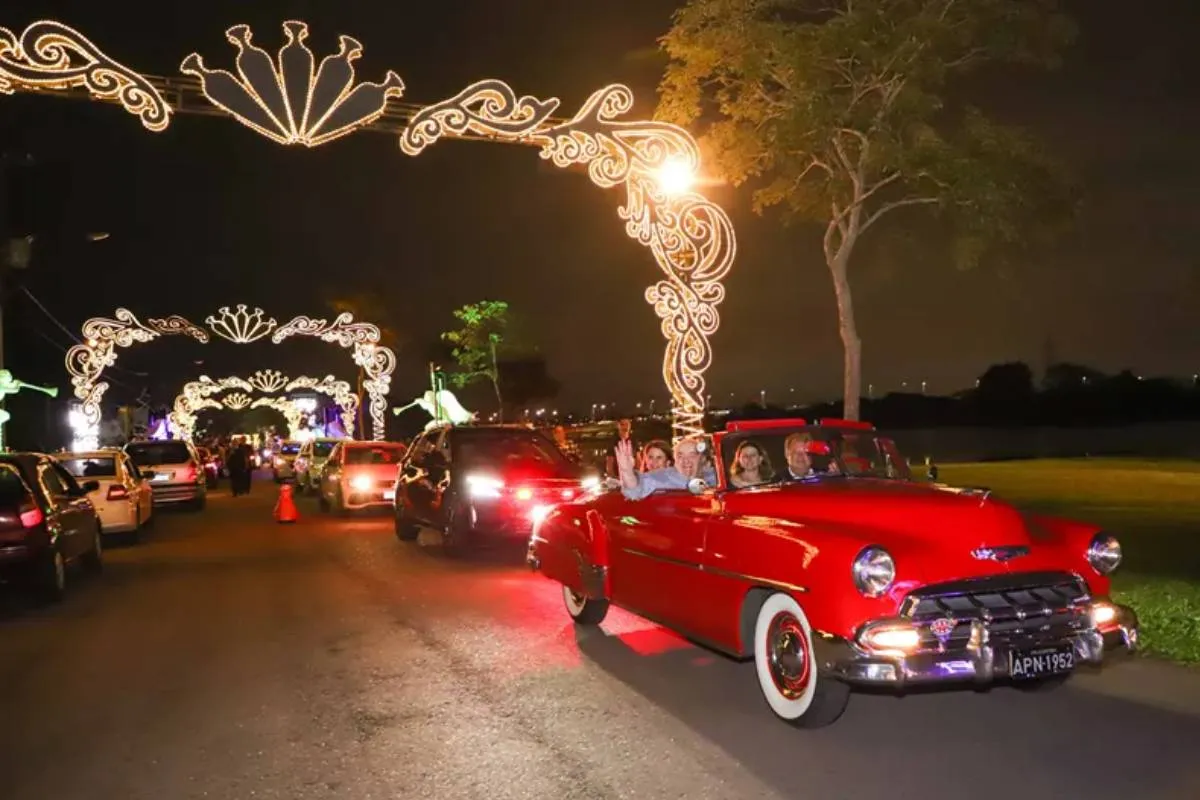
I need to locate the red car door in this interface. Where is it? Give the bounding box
[607,489,724,637]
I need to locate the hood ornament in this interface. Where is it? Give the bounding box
[970,545,1029,563]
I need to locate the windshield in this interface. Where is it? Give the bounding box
[126,441,191,466]
[454,431,573,474]
[312,441,337,457]
[279,442,301,455]
[60,457,117,478]
[719,426,910,488]
[345,445,404,465]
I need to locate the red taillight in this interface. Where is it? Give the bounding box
[183,463,197,482]
[107,485,129,500]
[19,503,43,528]
[515,487,533,501]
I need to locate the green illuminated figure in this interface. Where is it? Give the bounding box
[0,369,59,427]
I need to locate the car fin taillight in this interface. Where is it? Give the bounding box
[107,485,129,500]
[19,502,43,528]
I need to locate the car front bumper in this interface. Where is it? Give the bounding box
[816,602,1139,688]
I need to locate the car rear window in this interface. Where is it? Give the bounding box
[0,464,31,507]
[126,441,191,466]
[345,445,404,465]
[279,442,301,455]
[60,457,117,478]
[313,441,337,457]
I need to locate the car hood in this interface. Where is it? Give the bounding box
[724,478,1074,576]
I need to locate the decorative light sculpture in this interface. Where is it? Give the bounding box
[393,388,475,431]
[66,306,392,440]
[0,20,171,130]
[222,391,253,410]
[170,372,358,441]
[250,396,304,438]
[9,19,737,440]
[0,369,59,451]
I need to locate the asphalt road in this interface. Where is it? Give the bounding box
[2,475,1199,800]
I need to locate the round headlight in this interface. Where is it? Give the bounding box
[1087,532,1122,575]
[852,546,895,597]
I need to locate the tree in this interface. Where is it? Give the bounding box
[441,300,510,419]
[658,0,1077,419]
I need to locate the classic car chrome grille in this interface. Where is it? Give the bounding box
[901,572,1091,651]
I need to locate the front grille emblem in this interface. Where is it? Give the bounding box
[970,545,1030,563]
[930,617,957,649]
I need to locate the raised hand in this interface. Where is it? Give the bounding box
[614,438,638,489]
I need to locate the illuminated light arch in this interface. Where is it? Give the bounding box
[65,306,392,440]
[250,397,304,438]
[2,19,737,439]
[170,371,359,441]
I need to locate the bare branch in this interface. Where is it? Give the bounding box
[860,196,941,234]
[856,171,901,205]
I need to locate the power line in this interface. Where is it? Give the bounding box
[18,285,147,377]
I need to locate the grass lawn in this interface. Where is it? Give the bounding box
[936,458,1200,664]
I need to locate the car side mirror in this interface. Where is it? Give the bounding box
[687,477,709,495]
[79,479,100,494]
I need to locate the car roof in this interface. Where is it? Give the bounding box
[343,440,404,447]
[58,450,123,459]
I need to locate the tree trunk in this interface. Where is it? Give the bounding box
[828,249,862,421]
[489,340,503,422]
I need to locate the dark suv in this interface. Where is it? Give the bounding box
[394,425,599,554]
[0,452,104,601]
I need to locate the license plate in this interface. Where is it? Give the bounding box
[152,473,172,482]
[383,490,395,500]
[1009,644,1074,679]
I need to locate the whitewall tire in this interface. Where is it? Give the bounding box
[563,584,609,626]
[753,592,849,728]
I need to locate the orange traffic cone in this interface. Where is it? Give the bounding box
[274,482,299,524]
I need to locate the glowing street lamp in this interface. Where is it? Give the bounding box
[656,156,696,196]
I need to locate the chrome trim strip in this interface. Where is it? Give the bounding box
[619,546,808,594]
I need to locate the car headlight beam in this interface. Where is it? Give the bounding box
[852,546,895,598]
[1087,532,1122,575]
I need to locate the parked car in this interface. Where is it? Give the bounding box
[0,452,104,601]
[294,437,341,493]
[395,424,599,553]
[271,440,302,482]
[528,417,1139,728]
[56,449,154,540]
[317,440,407,513]
[124,439,207,511]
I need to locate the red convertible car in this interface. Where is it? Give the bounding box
[527,418,1139,728]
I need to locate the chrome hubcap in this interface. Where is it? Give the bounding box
[767,611,811,699]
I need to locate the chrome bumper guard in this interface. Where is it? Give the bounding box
[816,602,1139,688]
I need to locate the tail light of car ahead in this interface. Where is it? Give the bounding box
[107,485,129,501]
[19,502,43,529]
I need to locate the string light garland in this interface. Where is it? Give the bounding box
[169,372,359,441]
[67,306,394,440]
[6,19,737,440]
[0,20,171,130]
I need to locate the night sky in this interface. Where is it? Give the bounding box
[1,0,1197,422]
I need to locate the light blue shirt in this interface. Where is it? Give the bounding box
[622,465,718,500]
